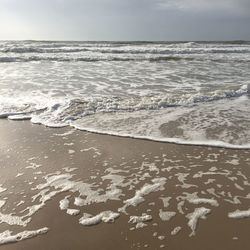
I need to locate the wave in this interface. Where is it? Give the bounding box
[2,84,248,112]
[0,55,250,63]
[96,47,250,55]
[0,47,89,54]
[0,84,248,120]
[6,112,250,149]
[3,96,250,150]
[0,40,249,149]
[71,125,250,149]
[1,86,249,149]
[1,46,250,55]
[0,56,188,63]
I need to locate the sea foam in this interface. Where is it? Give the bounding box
[228,209,250,219]
[79,211,119,226]
[0,228,49,245]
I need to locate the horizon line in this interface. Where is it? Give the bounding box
[0,39,249,43]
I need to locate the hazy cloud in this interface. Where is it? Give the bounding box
[0,0,249,40]
[157,0,250,15]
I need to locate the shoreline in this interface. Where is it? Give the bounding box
[4,115,250,149]
[0,120,249,250]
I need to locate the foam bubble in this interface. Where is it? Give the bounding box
[8,114,32,120]
[0,227,49,245]
[188,198,219,207]
[159,210,176,221]
[158,235,165,240]
[171,226,182,235]
[186,207,211,236]
[79,211,119,226]
[228,209,250,219]
[135,222,147,229]
[119,178,166,213]
[66,209,80,216]
[74,197,85,207]
[0,212,31,227]
[16,173,24,177]
[160,197,171,208]
[59,196,70,210]
[128,214,152,224]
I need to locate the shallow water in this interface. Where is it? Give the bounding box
[0,41,250,148]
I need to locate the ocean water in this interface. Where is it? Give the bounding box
[0,40,250,148]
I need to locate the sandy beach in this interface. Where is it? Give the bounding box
[0,119,249,250]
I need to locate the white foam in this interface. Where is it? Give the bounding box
[176,200,185,214]
[0,200,6,209]
[54,129,76,136]
[3,95,250,150]
[189,198,219,207]
[228,209,250,219]
[226,159,240,165]
[59,195,70,210]
[176,173,197,189]
[26,163,41,169]
[159,210,176,221]
[176,192,201,214]
[204,179,216,185]
[135,222,147,229]
[20,188,61,223]
[16,201,25,207]
[101,170,130,189]
[209,167,218,172]
[63,167,78,173]
[234,183,244,191]
[119,178,166,213]
[16,173,24,177]
[160,197,172,208]
[158,235,165,241]
[79,211,119,226]
[70,94,250,149]
[128,214,152,224]
[73,122,250,149]
[0,186,6,193]
[142,162,160,174]
[193,171,231,178]
[171,226,182,235]
[0,227,49,245]
[224,196,241,204]
[0,212,31,227]
[36,173,124,207]
[74,197,85,207]
[8,114,32,120]
[66,209,80,216]
[186,207,211,236]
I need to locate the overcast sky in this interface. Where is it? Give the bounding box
[0,0,250,41]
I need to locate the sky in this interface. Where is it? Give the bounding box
[0,0,250,41]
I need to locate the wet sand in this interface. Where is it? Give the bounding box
[0,120,249,250]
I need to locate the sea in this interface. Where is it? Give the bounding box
[0,40,249,148]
